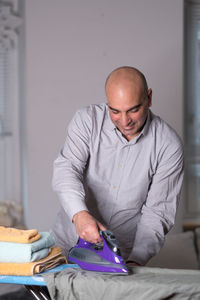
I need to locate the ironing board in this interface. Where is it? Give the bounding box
[0,264,79,300]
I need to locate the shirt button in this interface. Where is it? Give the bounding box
[113,185,117,189]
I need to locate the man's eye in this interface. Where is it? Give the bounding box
[130,108,139,113]
[112,110,119,114]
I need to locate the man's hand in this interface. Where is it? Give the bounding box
[72,210,107,244]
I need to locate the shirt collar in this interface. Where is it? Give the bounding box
[105,104,116,131]
[140,109,151,137]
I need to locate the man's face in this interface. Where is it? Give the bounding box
[107,82,152,141]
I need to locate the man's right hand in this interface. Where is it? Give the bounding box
[72,210,106,244]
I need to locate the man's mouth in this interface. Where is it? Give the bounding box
[122,123,135,130]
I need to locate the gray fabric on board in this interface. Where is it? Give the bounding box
[43,266,200,300]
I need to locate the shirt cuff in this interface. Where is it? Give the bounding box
[58,192,88,221]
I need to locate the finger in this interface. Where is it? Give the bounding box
[80,224,101,244]
[85,233,101,244]
[90,226,102,243]
[97,222,107,232]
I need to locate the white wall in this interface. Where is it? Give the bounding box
[24,0,184,231]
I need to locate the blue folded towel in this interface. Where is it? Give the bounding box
[0,232,55,263]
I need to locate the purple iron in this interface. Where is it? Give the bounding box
[68,230,128,275]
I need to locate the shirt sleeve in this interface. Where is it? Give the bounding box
[127,138,184,265]
[52,109,91,220]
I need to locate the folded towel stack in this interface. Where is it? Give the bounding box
[0,226,41,243]
[0,226,67,276]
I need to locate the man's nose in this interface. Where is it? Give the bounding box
[121,113,131,126]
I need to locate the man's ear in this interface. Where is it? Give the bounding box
[147,89,152,107]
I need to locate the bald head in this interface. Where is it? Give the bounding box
[105,66,152,140]
[105,66,148,99]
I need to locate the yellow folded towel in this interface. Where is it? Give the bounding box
[0,246,67,276]
[0,226,41,243]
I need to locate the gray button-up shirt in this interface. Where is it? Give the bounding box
[51,103,184,265]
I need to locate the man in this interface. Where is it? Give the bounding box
[51,66,184,266]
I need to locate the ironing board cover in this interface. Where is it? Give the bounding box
[0,264,79,286]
